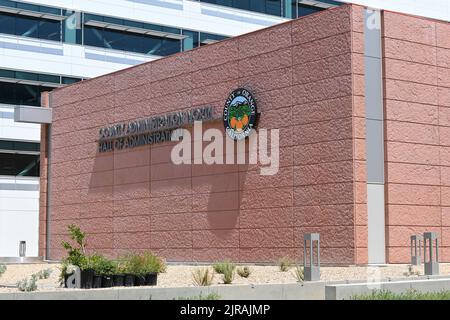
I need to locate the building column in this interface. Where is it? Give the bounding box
[364,8,386,264]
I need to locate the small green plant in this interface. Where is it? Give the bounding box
[236,266,251,278]
[60,224,88,282]
[221,263,235,284]
[116,260,128,274]
[293,265,304,282]
[18,268,53,291]
[58,262,68,286]
[17,274,38,292]
[278,256,293,272]
[352,289,450,300]
[86,254,116,275]
[121,251,167,276]
[35,268,52,280]
[192,268,214,286]
[403,264,420,277]
[177,293,221,300]
[60,224,98,282]
[141,251,167,274]
[62,224,87,256]
[213,261,235,274]
[0,264,6,277]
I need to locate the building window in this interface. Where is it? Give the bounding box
[0,12,61,41]
[182,30,199,51]
[62,76,82,85]
[0,82,54,106]
[201,0,283,17]
[0,0,62,15]
[294,1,341,18]
[0,153,40,177]
[0,140,40,152]
[0,0,230,56]
[84,26,182,56]
[63,10,82,45]
[0,69,83,105]
[0,140,40,177]
[200,32,228,46]
[297,3,325,17]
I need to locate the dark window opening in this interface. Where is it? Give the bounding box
[297,3,325,18]
[84,26,181,56]
[0,153,40,177]
[0,12,61,41]
[0,82,54,106]
[0,0,61,15]
[0,140,40,152]
[201,0,283,17]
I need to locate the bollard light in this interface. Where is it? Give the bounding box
[19,241,26,257]
[410,234,423,265]
[304,233,320,281]
[423,232,439,276]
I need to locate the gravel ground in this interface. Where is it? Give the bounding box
[1,263,450,293]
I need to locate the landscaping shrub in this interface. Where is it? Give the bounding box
[60,224,88,282]
[36,268,52,280]
[141,251,167,274]
[121,251,167,276]
[221,263,235,284]
[352,289,450,300]
[213,261,235,274]
[278,256,293,272]
[17,274,38,292]
[236,266,251,278]
[87,254,116,275]
[178,293,221,300]
[192,268,214,286]
[116,260,128,274]
[403,265,420,277]
[61,224,87,264]
[0,264,6,278]
[59,224,166,288]
[293,265,304,282]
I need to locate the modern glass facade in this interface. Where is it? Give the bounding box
[0,12,61,41]
[0,69,82,106]
[84,26,182,57]
[202,0,283,16]
[0,153,40,176]
[0,0,231,57]
[0,82,53,106]
[0,0,341,58]
[0,140,40,177]
[0,0,61,15]
[199,0,340,18]
[80,13,229,56]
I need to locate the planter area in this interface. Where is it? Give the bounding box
[69,270,158,289]
[60,225,165,289]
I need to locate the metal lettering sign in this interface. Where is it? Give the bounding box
[98,106,214,153]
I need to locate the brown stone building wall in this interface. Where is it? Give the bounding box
[350,6,367,265]
[39,92,50,258]
[44,5,359,264]
[382,12,450,263]
[40,4,450,265]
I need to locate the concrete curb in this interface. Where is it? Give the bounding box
[325,277,450,300]
[0,282,325,300]
[2,277,450,300]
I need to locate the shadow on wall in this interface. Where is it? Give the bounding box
[86,119,248,261]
